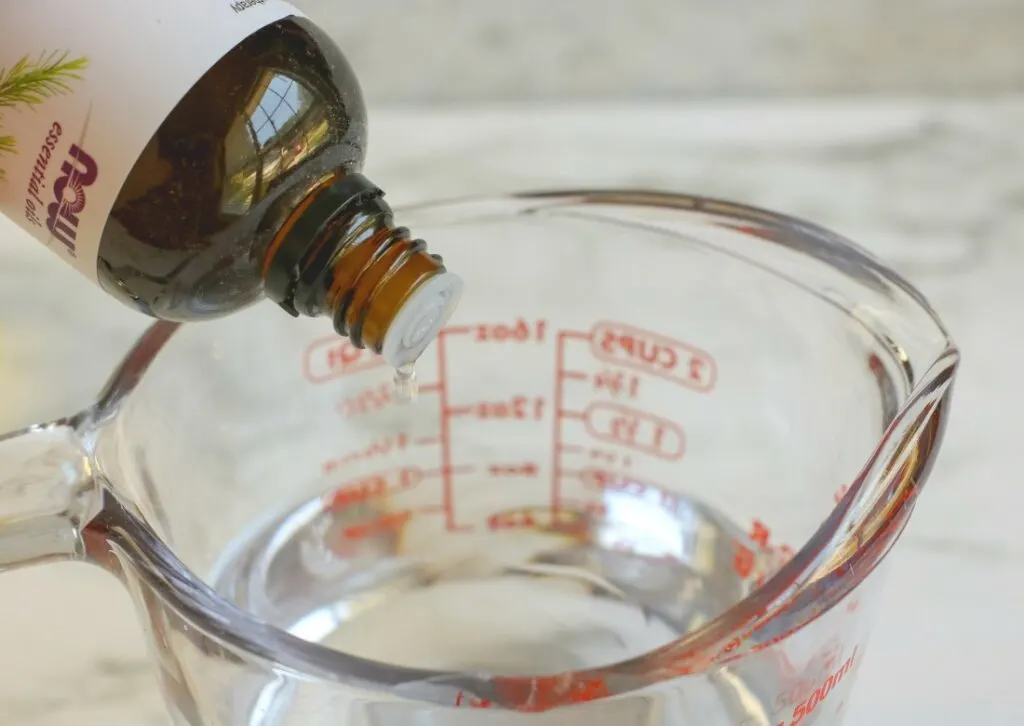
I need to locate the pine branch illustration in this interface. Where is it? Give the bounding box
[0,51,88,110]
[0,51,87,182]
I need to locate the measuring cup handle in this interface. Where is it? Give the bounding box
[0,421,96,571]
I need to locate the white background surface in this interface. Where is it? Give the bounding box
[0,100,1018,724]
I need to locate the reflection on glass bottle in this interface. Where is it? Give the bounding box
[98,20,369,318]
[223,70,324,215]
[93,18,461,368]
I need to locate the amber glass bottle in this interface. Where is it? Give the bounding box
[0,5,461,368]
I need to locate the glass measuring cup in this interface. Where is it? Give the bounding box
[0,189,958,726]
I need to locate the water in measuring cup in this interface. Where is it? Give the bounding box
[203,319,864,722]
[211,478,784,677]
[211,323,792,682]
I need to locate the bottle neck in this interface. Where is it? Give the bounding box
[263,173,459,364]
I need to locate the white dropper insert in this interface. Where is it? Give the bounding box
[380,271,465,370]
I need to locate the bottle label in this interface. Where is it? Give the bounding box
[0,0,304,283]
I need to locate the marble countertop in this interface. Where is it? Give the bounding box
[0,98,1019,725]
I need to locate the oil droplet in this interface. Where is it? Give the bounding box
[393,363,418,405]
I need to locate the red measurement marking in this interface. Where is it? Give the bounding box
[436,330,456,530]
[733,519,791,583]
[561,499,608,518]
[582,401,685,460]
[488,462,539,477]
[868,353,885,377]
[725,223,782,244]
[488,509,541,531]
[336,381,393,419]
[587,448,633,468]
[473,318,548,343]
[778,648,857,725]
[422,465,475,478]
[453,691,493,708]
[550,331,574,512]
[324,467,422,510]
[579,468,678,509]
[338,510,412,541]
[592,369,641,399]
[303,337,384,384]
[562,330,592,341]
[589,321,717,393]
[451,396,546,421]
[492,675,611,712]
[750,519,771,547]
[734,543,756,579]
[321,434,410,475]
[486,507,590,533]
[441,325,472,336]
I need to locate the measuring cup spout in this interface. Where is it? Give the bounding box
[767,347,960,638]
[844,348,960,542]
[0,419,98,570]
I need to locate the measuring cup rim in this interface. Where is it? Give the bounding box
[84,188,960,708]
